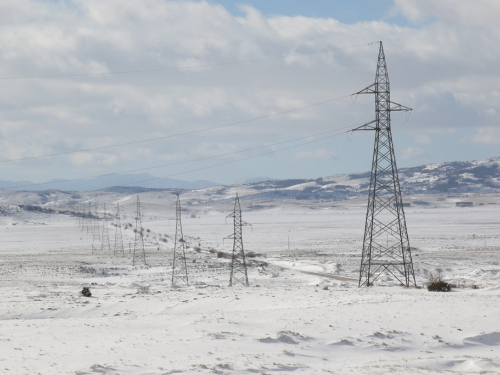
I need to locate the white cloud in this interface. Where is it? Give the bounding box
[471,127,500,145]
[0,0,498,183]
[401,147,428,160]
[414,134,432,145]
[393,0,500,26]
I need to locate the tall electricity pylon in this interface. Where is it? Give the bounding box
[133,195,146,266]
[101,203,111,251]
[352,41,416,287]
[114,202,125,256]
[171,194,189,285]
[225,194,251,287]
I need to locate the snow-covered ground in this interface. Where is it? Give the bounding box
[0,191,499,374]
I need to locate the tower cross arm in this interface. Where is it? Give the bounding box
[390,101,412,112]
[241,221,252,227]
[351,119,377,132]
[355,83,376,95]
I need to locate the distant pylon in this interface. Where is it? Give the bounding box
[133,195,146,265]
[82,203,87,233]
[85,202,91,235]
[90,202,97,242]
[171,194,189,285]
[87,202,94,238]
[114,202,125,256]
[93,202,100,241]
[79,203,84,230]
[352,41,416,287]
[225,194,251,287]
[74,203,79,225]
[101,203,111,251]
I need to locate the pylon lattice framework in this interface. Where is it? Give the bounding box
[133,195,146,266]
[171,194,189,285]
[225,194,251,287]
[101,203,111,251]
[353,41,416,287]
[114,202,125,256]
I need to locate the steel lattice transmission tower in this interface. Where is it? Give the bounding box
[82,203,87,231]
[133,195,146,266]
[78,203,84,230]
[353,41,416,287]
[86,202,92,235]
[74,203,79,226]
[114,202,125,256]
[93,202,101,241]
[101,203,111,251]
[86,203,92,234]
[225,194,252,287]
[171,194,189,285]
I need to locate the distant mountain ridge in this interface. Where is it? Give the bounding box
[204,157,500,203]
[1,158,499,200]
[0,173,217,192]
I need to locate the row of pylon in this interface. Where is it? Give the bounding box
[74,193,251,287]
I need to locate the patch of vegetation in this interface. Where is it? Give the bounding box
[426,272,451,292]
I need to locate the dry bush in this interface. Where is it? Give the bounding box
[426,272,451,292]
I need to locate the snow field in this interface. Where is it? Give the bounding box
[0,193,499,374]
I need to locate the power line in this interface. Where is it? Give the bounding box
[114,128,352,188]
[0,123,358,191]
[0,95,353,163]
[0,42,378,81]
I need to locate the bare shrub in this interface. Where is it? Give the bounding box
[426,272,451,292]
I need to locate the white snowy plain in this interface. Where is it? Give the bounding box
[0,191,499,374]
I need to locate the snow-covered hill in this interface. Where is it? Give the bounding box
[228,156,500,201]
[1,157,499,207]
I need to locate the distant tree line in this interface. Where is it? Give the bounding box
[19,204,98,219]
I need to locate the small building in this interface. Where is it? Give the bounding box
[456,202,473,207]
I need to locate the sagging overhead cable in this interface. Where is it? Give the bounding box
[0,94,354,164]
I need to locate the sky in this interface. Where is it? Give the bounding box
[0,0,499,186]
